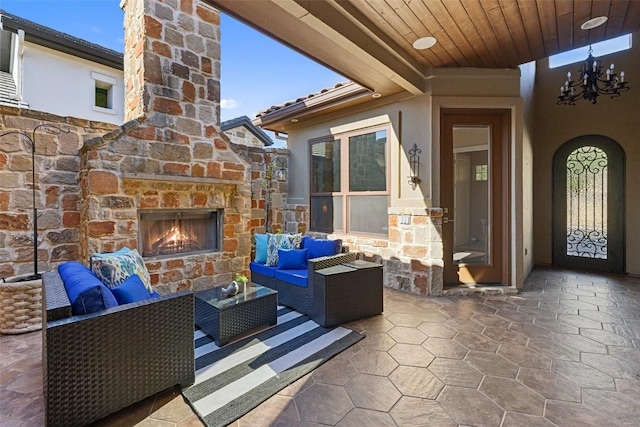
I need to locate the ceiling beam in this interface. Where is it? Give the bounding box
[207,0,426,95]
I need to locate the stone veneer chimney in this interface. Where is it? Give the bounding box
[121,0,220,127]
[79,0,251,293]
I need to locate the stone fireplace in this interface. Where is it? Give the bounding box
[77,0,252,293]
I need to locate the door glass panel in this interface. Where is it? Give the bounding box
[566,146,608,259]
[453,126,490,265]
[310,196,343,232]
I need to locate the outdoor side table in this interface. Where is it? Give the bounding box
[195,283,278,346]
[312,260,383,327]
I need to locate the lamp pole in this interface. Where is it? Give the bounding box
[0,124,69,280]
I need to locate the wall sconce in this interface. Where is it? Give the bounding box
[269,158,287,182]
[408,143,421,190]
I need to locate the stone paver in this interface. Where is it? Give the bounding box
[428,358,483,388]
[2,266,639,427]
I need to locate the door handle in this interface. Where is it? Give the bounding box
[443,217,454,223]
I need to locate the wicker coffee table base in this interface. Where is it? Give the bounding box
[195,286,278,346]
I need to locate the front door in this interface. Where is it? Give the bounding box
[552,135,625,273]
[441,109,510,285]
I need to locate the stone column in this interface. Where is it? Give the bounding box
[121,0,221,132]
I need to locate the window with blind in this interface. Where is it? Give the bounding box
[310,127,389,236]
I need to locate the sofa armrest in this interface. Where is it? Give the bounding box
[42,270,72,321]
[308,252,357,275]
[42,271,195,427]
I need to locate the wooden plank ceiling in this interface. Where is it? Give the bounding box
[347,0,640,69]
[209,0,639,100]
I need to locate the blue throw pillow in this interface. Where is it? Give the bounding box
[278,248,308,270]
[255,233,268,264]
[58,262,118,315]
[306,238,341,259]
[110,274,152,304]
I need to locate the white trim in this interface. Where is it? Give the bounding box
[91,105,116,115]
[90,71,117,86]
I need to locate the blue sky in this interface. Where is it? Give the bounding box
[0,0,345,142]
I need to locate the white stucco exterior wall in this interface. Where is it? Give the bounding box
[21,42,124,124]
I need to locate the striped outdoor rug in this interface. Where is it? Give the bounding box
[183,305,364,427]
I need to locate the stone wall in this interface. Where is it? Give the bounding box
[0,103,288,290]
[223,125,266,148]
[244,147,289,235]
[0,106,117,279]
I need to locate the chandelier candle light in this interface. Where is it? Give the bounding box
[558,46,629,105]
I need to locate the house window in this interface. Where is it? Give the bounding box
[549,34,632,68]
[310,127,389,236]
[91,71,116,113]
[95,87,108,108]
[475,164,488,181]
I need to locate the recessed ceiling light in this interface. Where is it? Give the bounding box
[372,93,382,98]
[413,36,437,50]
[290,118,299,123]
[581,16,608,30]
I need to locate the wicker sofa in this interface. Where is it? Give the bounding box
[251,252,356,314]
[42,270,195,427]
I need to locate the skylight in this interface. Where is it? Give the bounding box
[549,34,632,69]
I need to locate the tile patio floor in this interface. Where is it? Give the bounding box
[2,266,639,426]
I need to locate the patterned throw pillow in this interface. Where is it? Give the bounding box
[91,248,153,294]
[265,233,302,266]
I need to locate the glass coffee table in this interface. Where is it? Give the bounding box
[194,283,278,346]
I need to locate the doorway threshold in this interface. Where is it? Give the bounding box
[440,283,518,297]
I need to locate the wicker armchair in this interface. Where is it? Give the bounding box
[42,270,195,427]
[276,252,356,314]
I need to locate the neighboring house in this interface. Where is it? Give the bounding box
[216,0,640,295]
[221,116,274,147]
[0,10,125,124]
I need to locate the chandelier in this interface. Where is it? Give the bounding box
[557,47,629,105]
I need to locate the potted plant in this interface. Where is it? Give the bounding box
[235,273,249,293]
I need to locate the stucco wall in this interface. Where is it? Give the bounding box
[520,61,536,279]
[22,43,124,125]
[533,32,639,276]
[285,69,526,291]
[286,93,429,208]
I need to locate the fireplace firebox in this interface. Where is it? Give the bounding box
[138,209,221,258]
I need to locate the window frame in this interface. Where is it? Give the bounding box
[309,124,391,236]
[91,71,117,115]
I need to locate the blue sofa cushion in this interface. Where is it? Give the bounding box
[254,233,268,264]
[304,238,341,259]
[250,261,278,278]
[58,262,118,315]
[111,274,156,304]
[278,248,308,270]
[275,269,309,288]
